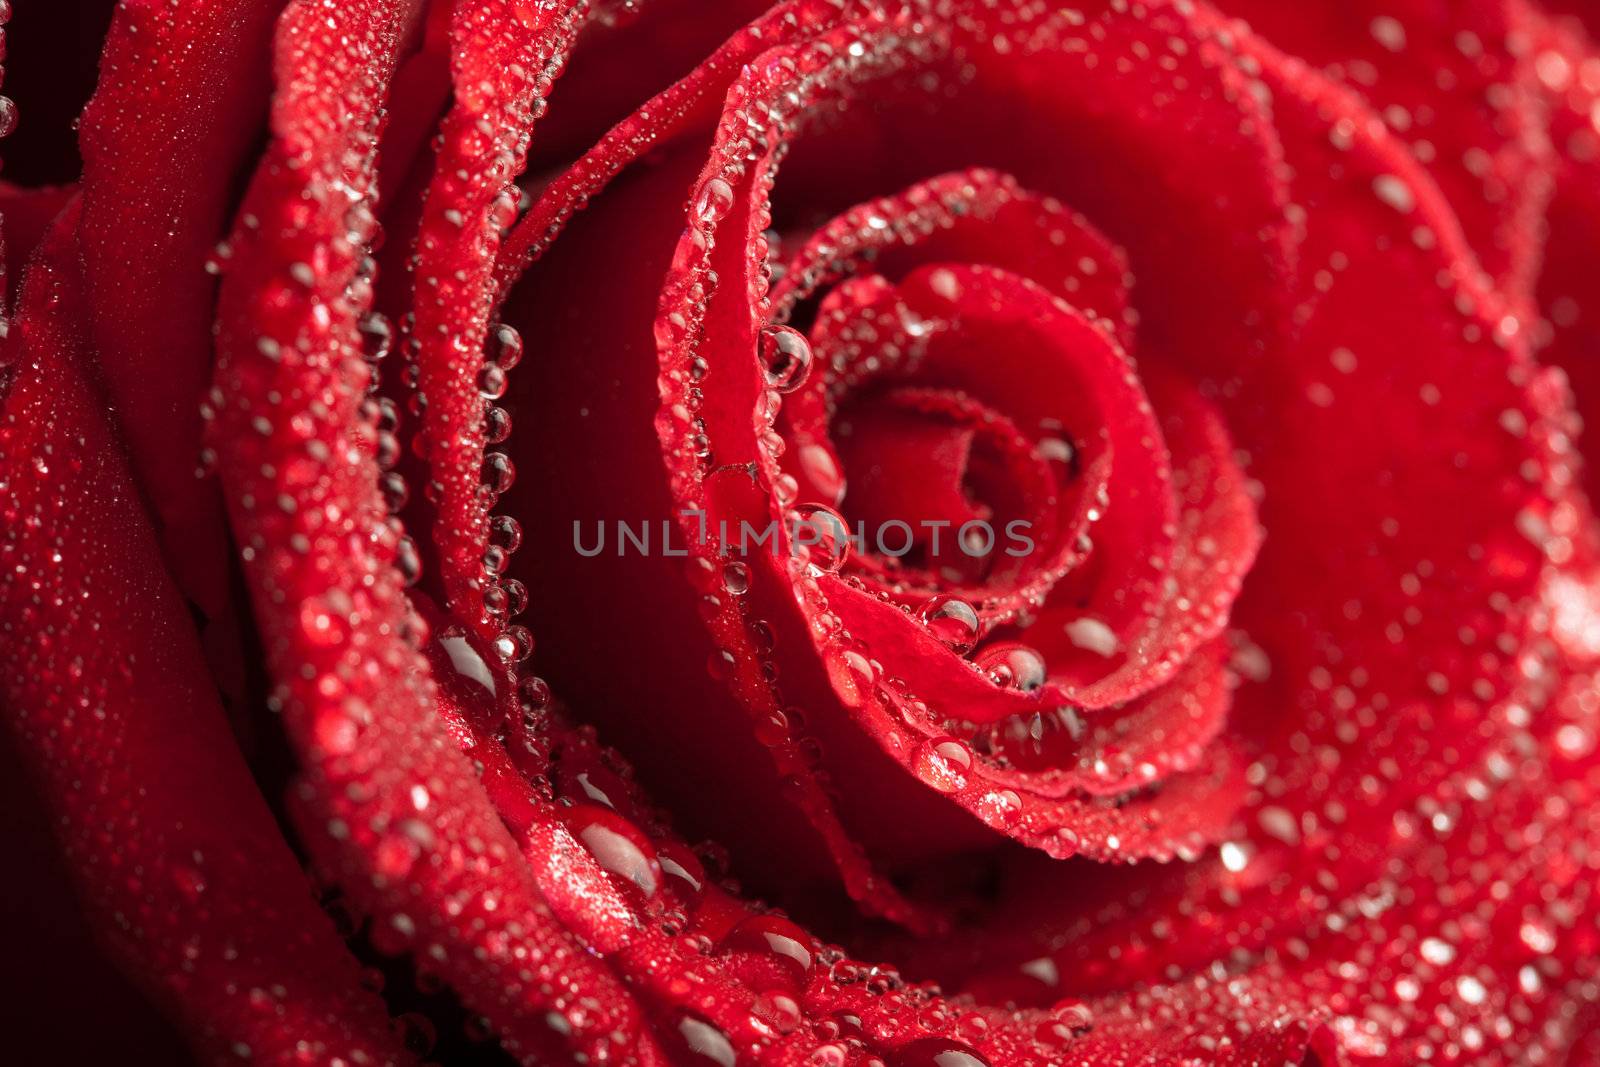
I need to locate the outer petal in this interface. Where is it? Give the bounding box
[206,1,667,1062]
[1,204,409,1067]
[1218,0,1554,312]
[76,0,284,627]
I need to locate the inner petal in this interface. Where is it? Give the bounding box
[835,385,1059,588]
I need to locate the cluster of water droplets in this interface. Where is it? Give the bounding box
[636,8,1225,881]
[489,695,1111,1067]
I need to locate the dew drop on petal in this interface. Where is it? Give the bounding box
[976,644,1047,691]
[824,644,876,708]
[721,914,815,985]
[484,404,513,444]
[918,595,980,654]
[478,363,508,400]
[657,840,706,899]
[758,324,813,393]
[486,321,523,369]
[357,312,393,363]
[692,176,735,227]
[482,452,516,494]
[491,625,534,663]
[439,633,498,697]
[565,804,660,897]
[1373,174,1416,213]
[888,1038,991,1067]
[976,789,1023,828]
[722,560,751,595]
[489,514,523,552]
[1062,616,1118,658]
[791,503,851,573]
[675,1014,736,1067]
[914,737,973,793]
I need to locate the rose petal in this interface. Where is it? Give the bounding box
[76,0,283,626]
[1,202,408,1066]
[207,0,667,1061]
[408,0,587,638]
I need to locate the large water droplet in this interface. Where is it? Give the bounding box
[358,312,393,363]
[484,404,512,444]
[483,452,516,494]
[692,176,736,227]
[721,914,814,986]
[918,595,980,654]
[914,737,973,793]
[439,633,498,697]
[564,804,660,897]
[657,840,706,899]
[489,513,523,552]
[888,1038,991,1067]
[976,645,1047,692]
[824,644,877,708]
[492,624,534,663]
[478,363,508,400]
[674,1014,736,1067]
[486,322,523,369]
[791,503,850,573]
[758,324,813,393]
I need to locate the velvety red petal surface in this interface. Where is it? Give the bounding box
[2,204,408,1066]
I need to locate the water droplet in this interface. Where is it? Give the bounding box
[358,313,393,363]
[501,577,528,615]
[824,644,876,708]
[1034,1000,1093,1044]
[1062,617,1118,658]
[492,625,534,663]
[1373,174,1416,213]
[565,804,660,897]
[914,737,973,793]
[489,514,523,552]
[486,322,523,369]
[976,645,1047,691]
[707,648,739,681]
[518,674,552,712]
[791,503,850,573]
[440,633,498,696]
[300,595,349,646]
[483,452,516,493]
[758,324,813,392]
[1036,436,1075,467]
[811,1045,848,1067]
[484,404,512,444]
[692,176,736,226]
[722,560,750,594]
[976,789,1023,828]
[478,363,508,400]
[657,840,706,899]
[888,1038,991,1067]
[752,991,803,1035]
[674,1014,736,1067]
[721,914,814,985]
[918,596,980,654]
[396,536,423,585]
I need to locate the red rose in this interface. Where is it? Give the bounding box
[5,1,1600,1064]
